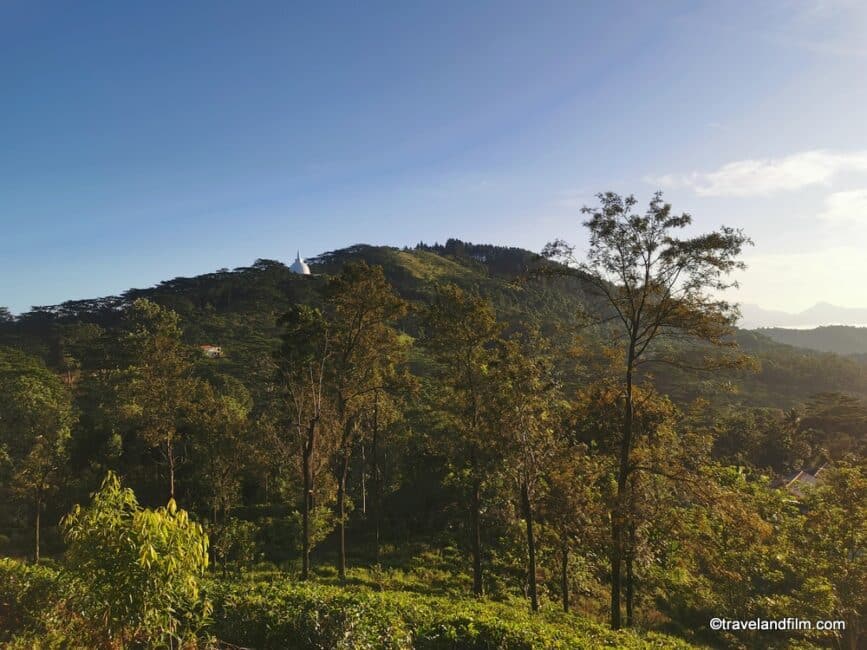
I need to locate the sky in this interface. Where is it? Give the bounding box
[2,0,866,316]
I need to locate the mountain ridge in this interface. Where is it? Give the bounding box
[2,241,866,409]
[739,302,867,329]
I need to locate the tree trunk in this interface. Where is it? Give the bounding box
[360,442,366,514]
[521,482,539,611]
[167,439,176,501]
[561,539,570,612]
[610,515,622,629]
[371,392,382,561]
[625,521,636,627]
[471,474,483,596]
[301,420,316,581]
[34,491,41,564]
[611,363,635,630]
[336,445,351,582]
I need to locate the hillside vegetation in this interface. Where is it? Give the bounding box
[2,217,866,650]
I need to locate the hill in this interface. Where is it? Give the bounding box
[755,325,867,356]
[2,240,866,410]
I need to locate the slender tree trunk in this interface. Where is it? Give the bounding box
[471,473,483,596]
[167,439,176,501]
[521,482,539,612]
[336,445,351,582]
[301,420,316,581]
[211,504,220,571]
[561,538,570,612]
[625,521,635,627]
[34,491,42,564]
[371,392,382,561]
[611,361,635,630]
[360,442,366,514]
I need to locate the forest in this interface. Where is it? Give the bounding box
[2,194,866,649]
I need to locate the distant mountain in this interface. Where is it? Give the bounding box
[756,325,867,356]
[739,302,867,329]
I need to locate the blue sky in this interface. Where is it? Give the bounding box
[2,1,866,315]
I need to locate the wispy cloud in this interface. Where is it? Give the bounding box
[647,150,867,197]
[819,188,867,222]
[772,0,867,58]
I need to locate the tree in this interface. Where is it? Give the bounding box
[489,330,561,611]
[274,304,333,580]
[362,386,406,561]
[798,462,867,650]
[0,347,73,563]
[540,446,608,613]
[120,299,196,501]
[422,283,501,596]
[189,377,251,526]
[62,472,211,647]
[544,191,751,628]
[322,261,409,581]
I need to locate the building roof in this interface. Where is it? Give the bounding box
[783,463,828,498]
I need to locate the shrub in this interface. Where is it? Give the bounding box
[208,577,699,649]
[0,557,59,641]
[209,517,260,573]
[61,471,211,647]
[210,580,412,649]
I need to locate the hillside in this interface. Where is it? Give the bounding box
[2,240,866,410]
[2,239,866,649]
[756,325,867,356]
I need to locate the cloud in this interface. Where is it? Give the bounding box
[818,188,867,222]
[647,150,867,197]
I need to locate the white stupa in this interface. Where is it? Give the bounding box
[290,251,311,275]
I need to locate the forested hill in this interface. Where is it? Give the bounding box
[2,240,866,409]
[756,325,867,356]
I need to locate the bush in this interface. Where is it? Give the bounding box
[208,577,699,649]
[209,517,260,572]
[210,580,412,649]
[61,471,212,647]
[0,557,60,641]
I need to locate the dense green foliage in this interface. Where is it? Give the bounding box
[1,221,866,648]
[1,474,211,647]
[209,576,696,649]
[61,472,211,647]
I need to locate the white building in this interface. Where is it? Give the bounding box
[290,251,311,275]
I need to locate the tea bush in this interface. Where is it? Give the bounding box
[0,558,60,641]
[208,577,699,649]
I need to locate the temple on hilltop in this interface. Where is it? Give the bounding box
[290,251,311,275]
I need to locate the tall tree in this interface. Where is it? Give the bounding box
[274,304,333,580]
[540,446,608,613]
[0,347,73,562]
[323,262,409,581]
[120,299,196,501]
[489,331,561,611]
[544,191,750,628]
[362,386,406,561]
[189,376,252,525]
[422,283,501,596]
